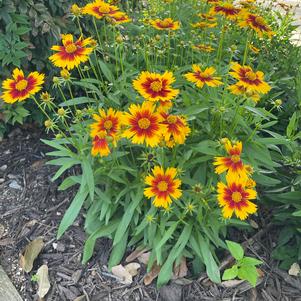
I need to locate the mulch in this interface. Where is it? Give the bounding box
[0,126,301,301]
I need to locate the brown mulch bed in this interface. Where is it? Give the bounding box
[0,126,301,301]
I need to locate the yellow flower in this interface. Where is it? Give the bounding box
[238,12,274,38]
[229,62,271,94]
[83,0,119,19]
[122,101,166,147]
[184,65,223,89]
[160,112,191,147]
[213,139,248,181]
[90,108,123,157]
[133,71,179,102]
[49,34,95,70]
[1,68,44,104]
[150,18,180,30]
[217,177,257,220]
[144,166,182,208]
[210,2,241,20]
[228,83,261,102]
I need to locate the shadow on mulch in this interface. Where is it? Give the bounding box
[0,126,301,301]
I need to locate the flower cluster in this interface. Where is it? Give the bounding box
[214,139,257,220]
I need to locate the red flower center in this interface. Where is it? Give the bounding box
[138,117,151,129]
[65,43,78,54]
[150,80,163,92]
[232,191,242,203]
[231,154,240,163]
[245,71,257,81]
[104,120,113,130]
[15,79,28,91]
[157,180,168,192]
[167,115,177,124]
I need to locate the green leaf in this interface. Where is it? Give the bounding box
[222,265,238,280]
[98,60,114,82]
[181,106,208,116]
[16,26,30,35]
[240,257,262,266]
[108,230,129,269]
[82,219,119,263]
[57,190,89,238]
[237,265,258,287]
[226,240,244,261]
[155,222,178,253]
[199,237,221,283]
[59,97,96,107]
[82,159,95,201]
[287,112,297,138]
[113,189,143,246]
[157,224,192,287]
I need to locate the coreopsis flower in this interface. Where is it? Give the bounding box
[90,108,123,157]
[83,0,119,19]
[49,34,95,70]
[229,62,271,94]
[1,68,44,104]
[238,12,274,38]
[160,112,191,147]
[184,65,223,89]
[157,100,173,112]
[217,178,257,220]
[191,21,217,29]
[150,18,180,30]
[192,44,214,52]
[213,139,248,181]
[122,101,166,147]
[144,166,182,208]
[109,12,131,24]
[133,71,179,102]
[228,83,260,102]
[210,2,241,20]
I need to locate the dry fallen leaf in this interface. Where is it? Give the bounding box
[288,263,300,276]
[125,247,148,263]
[19,237,44,272]
[36,264,51,298]
[111,264,132,284]
[73,296,86,301]
[222,279,245,288]
[138,252,151,265]
[125,262,141,276]
[144,262,161,286]
[172,257,188,279]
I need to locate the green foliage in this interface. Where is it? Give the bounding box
[222,241,262,287]
[2,0,301,287]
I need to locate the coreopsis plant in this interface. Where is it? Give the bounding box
[1,0,298,287]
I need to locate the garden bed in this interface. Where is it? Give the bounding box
[0,127,300,301]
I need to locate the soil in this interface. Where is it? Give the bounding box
[0,126,301,301]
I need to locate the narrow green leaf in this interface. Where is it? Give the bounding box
[82,160,95,201]
[108,230,129,269]
[113,189,143,246]
[57,190,88,238]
